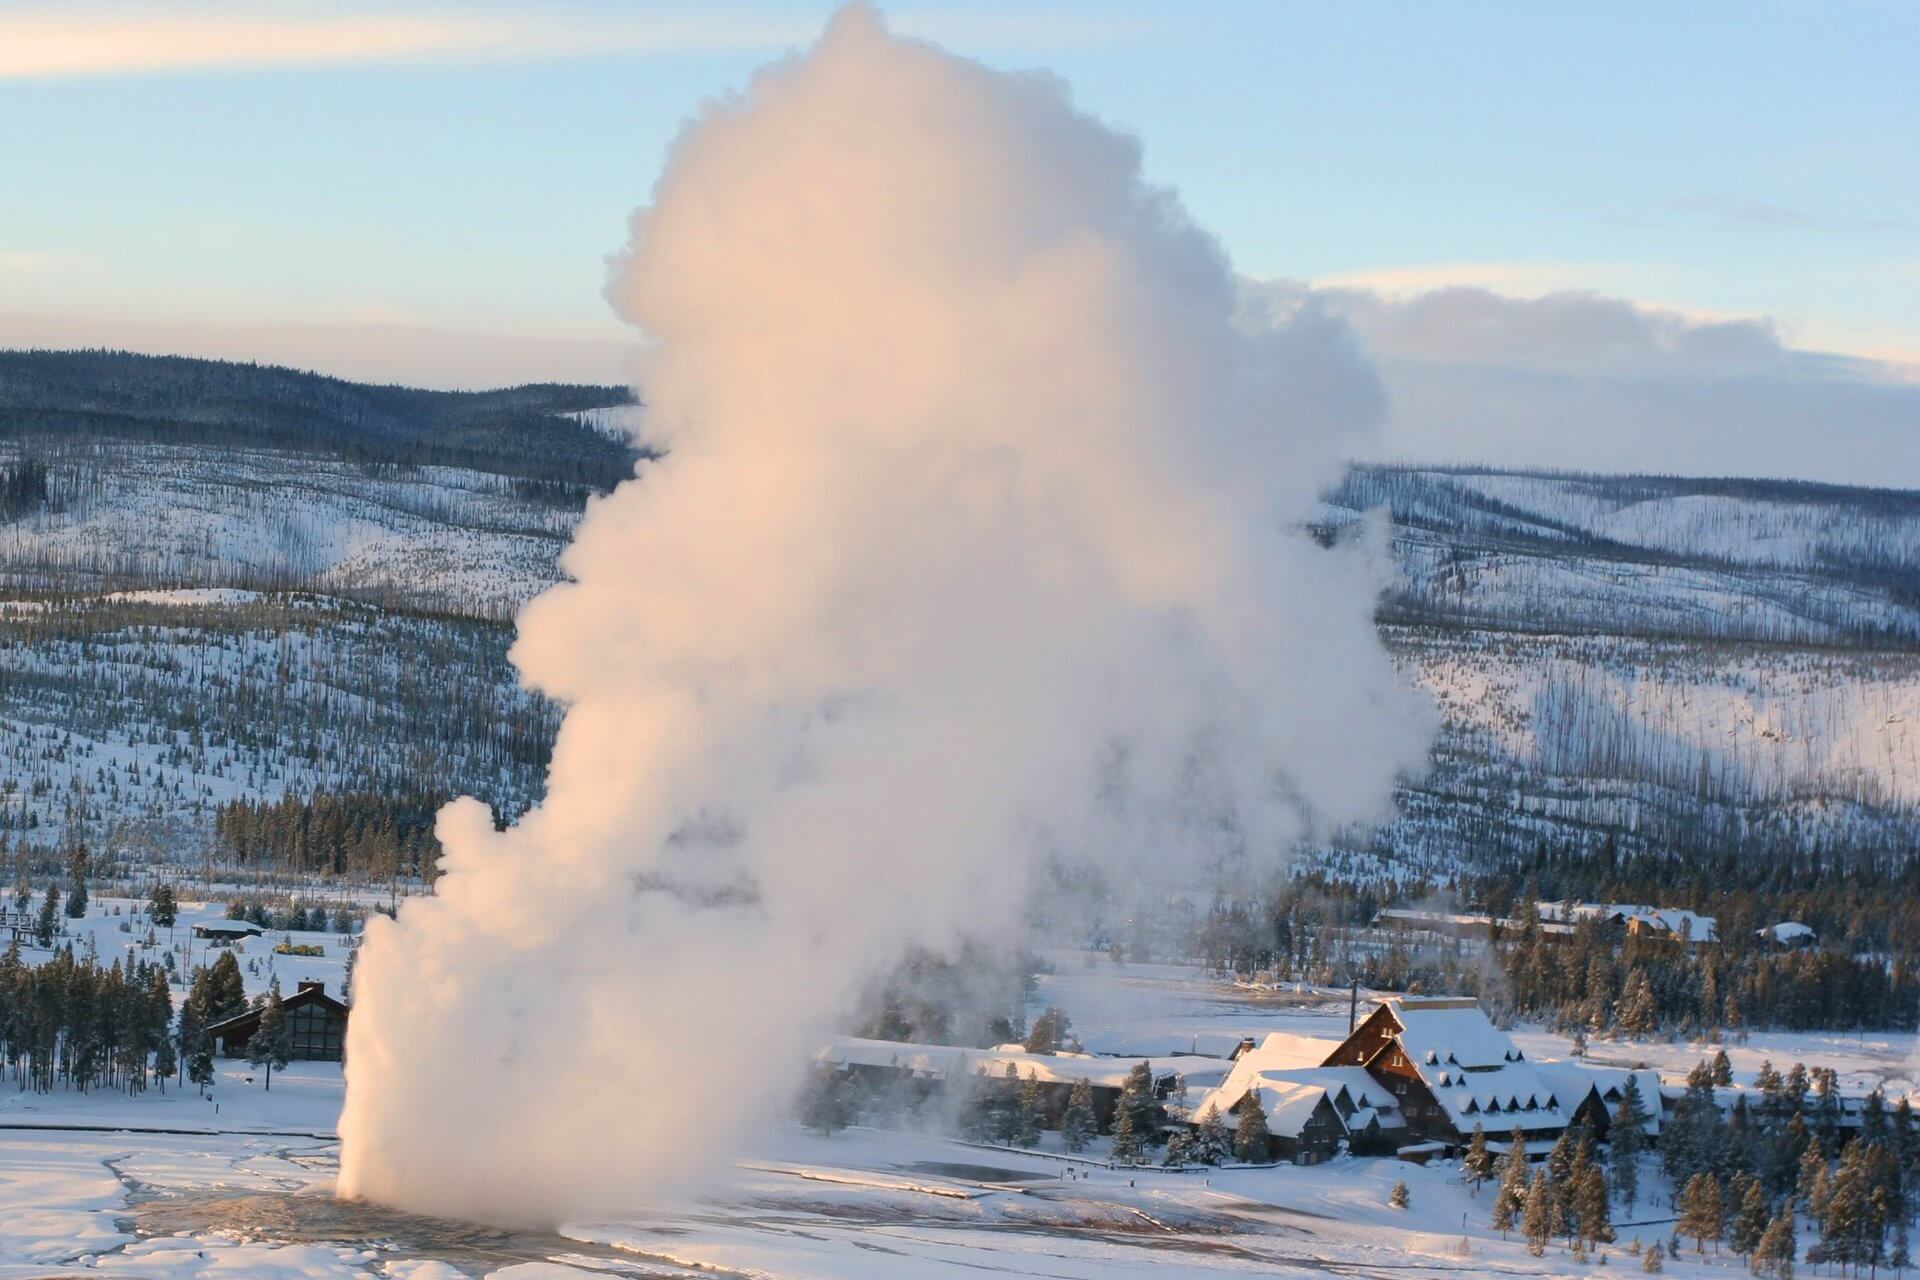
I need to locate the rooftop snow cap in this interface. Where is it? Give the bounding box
[337,2,1432,1225]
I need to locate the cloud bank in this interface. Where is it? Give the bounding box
[337,5,1428,1225]
[1248,281,1920,487]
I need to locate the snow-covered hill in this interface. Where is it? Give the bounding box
[1,351,1915,872]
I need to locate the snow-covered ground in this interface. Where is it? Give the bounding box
[2,939,1899,1277]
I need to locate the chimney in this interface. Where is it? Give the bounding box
[298,981,324,994]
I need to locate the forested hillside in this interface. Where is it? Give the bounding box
[0,350,1915,908]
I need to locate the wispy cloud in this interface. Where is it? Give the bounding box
[0,4,1151,79]
[0,7,802,79]
[1312,261,1616,298]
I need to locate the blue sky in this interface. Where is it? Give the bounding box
[1,2,1915,480]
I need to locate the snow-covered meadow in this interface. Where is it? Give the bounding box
[2,928,1905,1277]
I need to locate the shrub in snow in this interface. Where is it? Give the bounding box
[1388,1180,1409,1210]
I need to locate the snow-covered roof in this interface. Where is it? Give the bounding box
[1760,921,1816,943]
[1385,998,1524,1071]
[1537,901,1717,942]
[1537,1062,1657,1131]
[1190,1030,1340,1123]
[1242,1082,1335,1139]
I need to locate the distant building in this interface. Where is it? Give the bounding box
[205,981,349,1061]
[1537,901,1718,946]
[1758,921,1817,949]
[818,1035,1227,1132]
[192,920,264,946]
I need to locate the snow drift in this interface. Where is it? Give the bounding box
[338,3,1430,1224]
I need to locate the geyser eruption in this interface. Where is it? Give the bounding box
[340,4,1431,1224]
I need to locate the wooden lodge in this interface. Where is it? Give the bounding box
[205,980,349,1062]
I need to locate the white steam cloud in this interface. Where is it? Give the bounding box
[338,4,1430,1225]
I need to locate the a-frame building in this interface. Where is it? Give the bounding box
[1323,997,1609,1155]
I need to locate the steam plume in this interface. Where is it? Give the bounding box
[339,4,1430,1224]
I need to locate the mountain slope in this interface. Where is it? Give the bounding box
[0,350,1914,876]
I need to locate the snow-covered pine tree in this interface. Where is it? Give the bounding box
[1193,1102,1229,1165]
[990,1063,1022,1145]
[1389,1179,1409,1210]
[1493,1126,1529,1237]
[1753,1208,1796,1278]
[798,1067,851,1135]
[1116,1061,1162,1152]
[1611,1074,1649,1211]
[1573,1155,1612,1248]
[1616,968,1657,1036]
[35,886,58,947]
[247,980,292,1090]
[1731,1175,1770,1257]
[1231,1095,1270,1163]
[1110,1090,1143,1164]
[1523,1169,1552,1257]
[1462,1123,1493,1192]
[1061,1077,1096,1152]
[1677,1171,1724,1253]
[1013,1070,1044,1148]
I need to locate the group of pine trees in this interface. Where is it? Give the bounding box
[1499,902,1917,1037]
[213,794,445,882]
[1467,1049,1920,1273]
[0,940,176,1093]
[0,920,300,1099]
[1479,1120,1618,1261]
[1658,1053,1919,1275]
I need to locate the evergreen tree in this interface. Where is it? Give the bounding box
[64,844,89,919]
[1161,1131,1193,1167]
[1231,1096,1270,1163]
[246,981,292,1090]
[1061,1077,1096,1153]
[959,1067,997,1141]
[1640,1240,1663,1271]
[184,1028,214,1096]
[1192,1102,1229,1165]
[1711,1048,1734,1088]
[1523,1169,1553,1257]
[1617,968,1658,1035]
[1023,1007,1072,1054]
[1013,1070,1044,1148]
[798,1068,851,1135]
[1677,1172,1724,1253]
[1731,1175,1769,1257]
[1115,1062,1163,1152]
[35,885,59,947]
[1611,1074,1650,1211]
[988,1063,1021,1144]
[1462,1123,1494,1193]
[147,884,178,929]
[1111,1089,1144,1164]
[1798,1141,1829,1216]
[1573,1152,1613,1249]
[1493,1127,1530,1238]
[1753,1209,1796,1279]
[1389,1179,1409,1210]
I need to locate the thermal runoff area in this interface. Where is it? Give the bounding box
[338,4,1430,1224]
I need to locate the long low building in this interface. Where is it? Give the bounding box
[819,1035,1232,1131]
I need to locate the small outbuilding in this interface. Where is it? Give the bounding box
[192,920,264,945]
[1758,922,1817,949]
